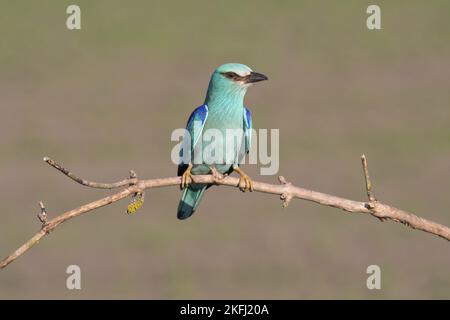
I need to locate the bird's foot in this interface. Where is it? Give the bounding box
[181,163,194,189]
[209,167,224,182]
[233,166,253,192]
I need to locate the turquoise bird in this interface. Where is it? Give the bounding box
[177,63,268,219]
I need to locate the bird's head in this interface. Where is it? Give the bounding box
[214,63,268,88]
[205,63,268,103]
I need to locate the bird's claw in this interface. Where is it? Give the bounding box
[181,163,194,189]
[232,168,252,192]
[181,171,193,189]
[238,174,253,192]
[233,166,253,192]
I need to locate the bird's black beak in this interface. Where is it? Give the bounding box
[246,72,268,83]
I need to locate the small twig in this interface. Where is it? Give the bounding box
[129,170,137,180]
[361,155,376,206]
[43,157,137,189]
[37,201,48,225]
[1,156,450,270]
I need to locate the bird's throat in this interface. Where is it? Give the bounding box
[204,86,246,113]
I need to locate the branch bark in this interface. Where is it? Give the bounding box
[1,156,449,270]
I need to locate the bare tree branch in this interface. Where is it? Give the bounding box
[1,156,449,270]
[43,157,137,189]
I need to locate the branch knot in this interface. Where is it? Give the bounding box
[278,176,293,208]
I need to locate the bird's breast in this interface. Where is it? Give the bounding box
[193,104,245,170]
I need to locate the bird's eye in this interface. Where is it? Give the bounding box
[223,72,239,79]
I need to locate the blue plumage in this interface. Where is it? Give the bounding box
[177,63,267,219]
[243,107,252,154]
[186,104,208,152]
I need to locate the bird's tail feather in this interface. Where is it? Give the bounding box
[177,184,207,220]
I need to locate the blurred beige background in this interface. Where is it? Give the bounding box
[1,0,449,299]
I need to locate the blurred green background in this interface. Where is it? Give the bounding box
[1,0,450,299]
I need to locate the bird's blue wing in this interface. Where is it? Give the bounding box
[186,104,208,150]
[243,107,252,154]
[178,104,208,175]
